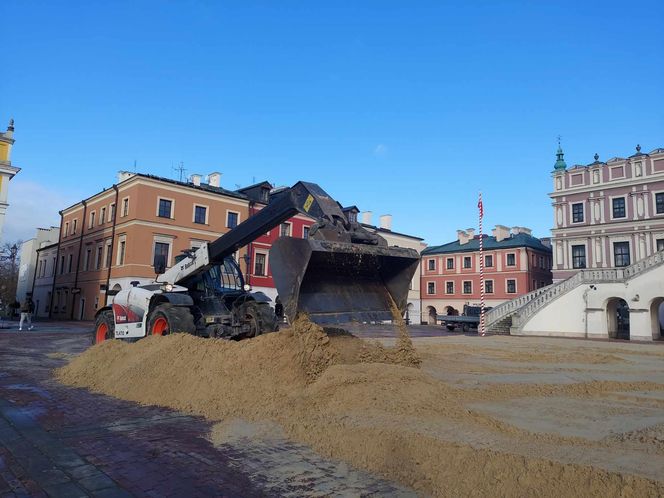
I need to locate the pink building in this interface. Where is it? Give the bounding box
[550,145,664,282]
[420,225,552,324]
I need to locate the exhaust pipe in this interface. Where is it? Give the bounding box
[269,237,420,324]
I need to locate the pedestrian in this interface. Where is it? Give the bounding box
[19,296,34,331]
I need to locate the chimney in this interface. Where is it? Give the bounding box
[191,174,202,187]
[379,214,392,230]
[466,228,475,239]
[361,211,372,225]
[457,229,471,245]
[492,225,511,242]
[208,172,222,188]
[117,171,135,183]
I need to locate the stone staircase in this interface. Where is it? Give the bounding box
[485,250,664,334]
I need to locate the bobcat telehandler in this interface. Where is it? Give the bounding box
[93,181,420,344]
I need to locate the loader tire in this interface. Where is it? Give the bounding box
[147,304,196,337]
[242,302,278,338]
[93,310,115,345]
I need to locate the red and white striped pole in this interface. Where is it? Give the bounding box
[478,192,486,336]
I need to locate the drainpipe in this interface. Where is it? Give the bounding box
[70,201,88,320]
[49,211,64,319]
[104,185,120,306]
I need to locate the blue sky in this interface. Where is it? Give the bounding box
[2,0,663,244]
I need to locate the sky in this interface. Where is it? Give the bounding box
[2,0,663,245]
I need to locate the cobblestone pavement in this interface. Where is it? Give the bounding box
[0,325,418,497]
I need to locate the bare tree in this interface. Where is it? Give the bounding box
[0,241,22,317]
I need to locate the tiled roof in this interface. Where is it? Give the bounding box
[133,173,248,200]
[422,233,551,255]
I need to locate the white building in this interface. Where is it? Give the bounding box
[16,227,60,305]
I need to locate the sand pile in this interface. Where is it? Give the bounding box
[56,317,664,497]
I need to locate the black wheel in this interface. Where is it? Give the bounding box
[240,302,278,338]
[256,302,279,333]
[462,324,469,333]
[446,325,455,331]
[93,310,115,345]
[147,304,196,337]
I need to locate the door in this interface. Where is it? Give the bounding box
[78,298,86,321]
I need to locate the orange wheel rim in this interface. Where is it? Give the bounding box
[152,317,168,336]
[96,323,108,343]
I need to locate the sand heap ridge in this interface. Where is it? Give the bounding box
[56,317,664,497]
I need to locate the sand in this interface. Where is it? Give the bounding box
[56,317,664,497]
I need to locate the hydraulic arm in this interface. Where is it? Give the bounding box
[158,181,420,324]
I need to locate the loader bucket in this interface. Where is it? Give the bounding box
[269,237,420,324]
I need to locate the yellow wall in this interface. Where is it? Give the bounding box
[0,142,8,161]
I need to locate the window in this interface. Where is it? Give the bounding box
[110,203,116,221]
[485,255,493,267]
[657,239,664,252]
[64,222,69,237]
[158,199,172,218]
[73,219,77,234]
[194,206,207,224]
[485,280,493,294]
[506,253,516,266]
[59,255,65,275]
[656,193,664,214]
[612,197,626,218]
[154,241,170,267]
[428,259,436,271]
[572,245,586,269]
[280,223,291,237]
[427,282,435,295]
[463,256,471,269]
[303,226,310,239]
[507,279,516,293]
[226,211,238,228]
[67,254,73,273]
[446,281,454,294]
[446,258,454,270]
[84,249,91,271]
[613,242,630,267]
[89,211,96,228]
[260,188,270,203]
[255,253,267,276]
[100,207,106,224]
[347,211,357,223]
[463,281,472,294]
[122,198,129,217]
[539,256,544,268]
[118,239,126,265]
[572,203,584,223]
[105,242,112,268]
[96,246,103,270]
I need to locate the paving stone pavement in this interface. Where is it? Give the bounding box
[0,327,418,497]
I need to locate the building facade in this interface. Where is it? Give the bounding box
[421,225,552,324]
[16,227,60,305]
[0,119,20,241]
[53,171,252,321]
[33,242,58,318]
[550,145,664,282]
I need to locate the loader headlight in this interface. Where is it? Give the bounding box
[163,284,173,292]
[243,284,251,291]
